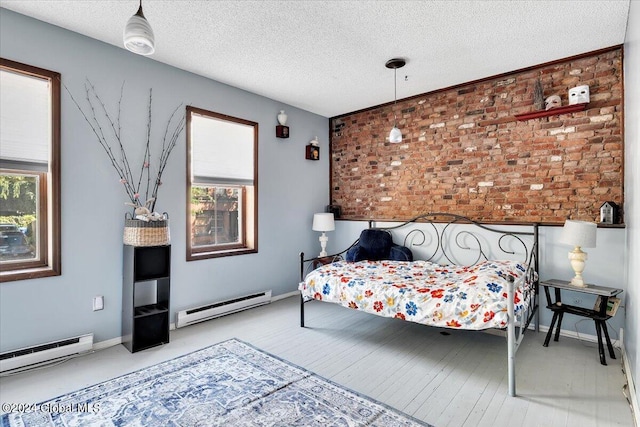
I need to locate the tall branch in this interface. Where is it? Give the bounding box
[63,78,184,213]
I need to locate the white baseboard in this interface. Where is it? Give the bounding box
[92,336,121,351]
[529,323,621,348]
[272,290,299,302]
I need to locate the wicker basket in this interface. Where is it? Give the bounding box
[123,213,170,246]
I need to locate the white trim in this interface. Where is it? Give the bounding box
[272,290,299,302]
[92,336,122,351]
[529,324,621,348]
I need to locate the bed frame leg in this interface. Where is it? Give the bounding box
[299,251,306,328]
[300,293,305,328]
[508,277,516,397]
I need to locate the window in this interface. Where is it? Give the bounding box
[186,106,258,260]
[0,58,61,281]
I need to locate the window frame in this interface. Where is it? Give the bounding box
[186,106,258,261]
[0,58,61,281]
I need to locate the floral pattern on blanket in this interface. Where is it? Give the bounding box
[300,260,531,330]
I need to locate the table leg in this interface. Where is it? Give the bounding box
[544,312,559,347]
[553,312,564,342]
[600,320,616,359]
[595,320,607,365]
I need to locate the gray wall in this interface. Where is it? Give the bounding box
[624,0,639,414]
[0,9,329,351]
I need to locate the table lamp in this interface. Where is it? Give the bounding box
[312,213,335,257]
[559,219,597,287]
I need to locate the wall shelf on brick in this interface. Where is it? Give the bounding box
[514,103,587,121]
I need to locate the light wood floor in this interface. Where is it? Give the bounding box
[0,295,634,426]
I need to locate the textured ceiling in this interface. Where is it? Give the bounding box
[0,0,631,118]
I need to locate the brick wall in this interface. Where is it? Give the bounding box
[330,47,623,224]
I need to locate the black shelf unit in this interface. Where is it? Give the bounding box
[122,245,171,353]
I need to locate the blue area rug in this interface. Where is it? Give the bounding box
[1,338,432,426]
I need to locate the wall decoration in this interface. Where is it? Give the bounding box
[305,144,319,160]
[65,81,184,216]
[544,94,561,110]
[533,79,544,110]
[276,110,289,138]
[600,201,618,224]
[569,85,590,105]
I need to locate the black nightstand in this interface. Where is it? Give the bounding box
[540,279,623,365]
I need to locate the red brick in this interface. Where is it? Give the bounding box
[330,48,623,223]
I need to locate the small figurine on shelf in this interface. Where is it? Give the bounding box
[569,85,590,105]
[544,95,561,110]
[600,201,618,224]
[276,110,289,138]
[533,79,544,110]
[305,144,319,160]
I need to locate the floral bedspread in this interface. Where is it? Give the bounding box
[299,260,532,330]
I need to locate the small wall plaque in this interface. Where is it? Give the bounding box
[276,125,289,138]
[305,144,319,160]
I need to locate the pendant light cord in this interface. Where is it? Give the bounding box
[393,67,397,126]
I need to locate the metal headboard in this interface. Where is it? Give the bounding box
[370,212,538,268]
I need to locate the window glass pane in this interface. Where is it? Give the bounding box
[0,171,38,262]
[191,185,242,247]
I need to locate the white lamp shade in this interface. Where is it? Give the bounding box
[124,8,155,55]
[389,126,402,143]
[559,220,597,248]
[312,213,335,232]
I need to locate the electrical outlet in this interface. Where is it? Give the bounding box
[93,296,104,311]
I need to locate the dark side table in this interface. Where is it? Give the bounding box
[541,279,623,365]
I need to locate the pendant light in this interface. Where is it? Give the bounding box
[385,58,406,143]
[123,0,155,55]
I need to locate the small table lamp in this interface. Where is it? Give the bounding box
[559,220,597,287]
[312,213,335,257]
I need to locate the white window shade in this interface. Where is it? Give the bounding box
[0,70,50,169]
[191,114,254,185]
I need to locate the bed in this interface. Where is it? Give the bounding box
[298,213,539,397]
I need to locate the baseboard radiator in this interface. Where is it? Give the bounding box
[0,333,94,373]
[176,290,272,328]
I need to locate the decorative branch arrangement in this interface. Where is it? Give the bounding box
[64,80,185,216]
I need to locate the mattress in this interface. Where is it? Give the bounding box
[299,259,532,330]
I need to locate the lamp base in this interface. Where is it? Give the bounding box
[568,246,588,288]
[570,276,587,287]
[318,232,328,258]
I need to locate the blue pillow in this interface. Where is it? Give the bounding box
[358,229,392,260]
[390,244,413,261]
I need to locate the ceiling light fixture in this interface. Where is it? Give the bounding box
[385,58,406,144]
[123,0,155,56]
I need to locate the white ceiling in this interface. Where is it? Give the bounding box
[0,1,631,118]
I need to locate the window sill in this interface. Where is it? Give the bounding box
[187,247,257,261]
[0,265,61,283]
